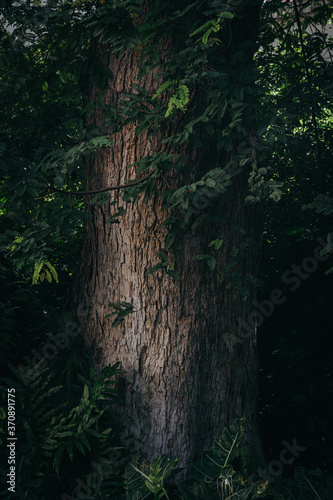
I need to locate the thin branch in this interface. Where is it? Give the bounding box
[46,88,197,197]
[45,171,154,197]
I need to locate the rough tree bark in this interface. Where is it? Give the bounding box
[73,1,265,469]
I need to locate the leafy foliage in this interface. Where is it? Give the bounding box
[125,455,179,499]
[190,10,234,46]
[2,0,331,289]
[0,0,333,498]
[106,301,136,327]
[176,418,271,499]
[32,260,59,284]
[305,195,333,218]
[1,336,123,499]
[0,260,124,498]
[122,418,333,499]
[190,418,245,482]
[255,1,333,477]
[170,168,232,226]
[153,81,191,118]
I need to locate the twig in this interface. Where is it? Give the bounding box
[46,88,197,197]
[45,171,154,197]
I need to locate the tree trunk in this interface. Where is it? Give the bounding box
[73,2,264,469]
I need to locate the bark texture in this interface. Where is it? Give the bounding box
[73,3,264,469]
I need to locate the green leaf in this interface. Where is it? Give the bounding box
[74,437,86,455]
[191,418,245,483]
[193,254,211,261]
[148,262,165,274]
[220,11,234,19]
[165,232,176,250]
[83,384,89,402]
[80,432,91,451]
[152,80,173,99]
[66,439,74,462]
[166,269,180,280]
[294,467,328,500]
[202,28,213,45]
[53,444,65,477]
[205,178,216,188]
[209,239,223,250]
[208,258,216,270]
[54,176,64,188]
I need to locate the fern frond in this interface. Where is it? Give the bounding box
[45,261,59,283]
[152,80,174,99]
[32,260,59,285]
[304,195,333,216]
[178,84,189,104]
[32,260,45,285]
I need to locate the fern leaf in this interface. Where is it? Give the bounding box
[45,261,59,283]
[152,80,174,99]
[45,269,52,283]
[305,195,333,216]
[32,260,45,285]
[178,84,189,106]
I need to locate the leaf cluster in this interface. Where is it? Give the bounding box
[0,335,123,499]
[123,418,333,499]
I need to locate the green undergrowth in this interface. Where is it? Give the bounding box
[1,329,332,500]
[0,266,332,499]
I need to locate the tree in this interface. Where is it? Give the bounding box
[71,0,265,469]
[0,0,332,480]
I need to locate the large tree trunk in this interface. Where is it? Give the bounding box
[73,2,264,469]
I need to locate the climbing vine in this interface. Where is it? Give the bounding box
[0,0,332,288]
